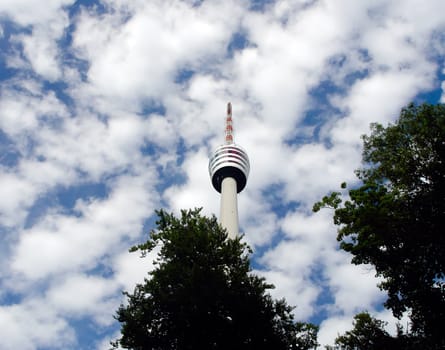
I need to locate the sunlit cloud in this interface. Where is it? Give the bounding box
[0,0,444,348]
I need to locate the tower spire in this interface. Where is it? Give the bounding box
[225,102,233,144]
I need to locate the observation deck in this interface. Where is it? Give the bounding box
[209,143,250,193]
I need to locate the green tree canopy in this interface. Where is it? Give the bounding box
[330,311,430,350]
[112,208,318,350]
[333,312,393,350]
[314,103,445,348]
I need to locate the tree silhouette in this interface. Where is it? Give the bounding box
[314,103,445,348]
[112,208,318,350]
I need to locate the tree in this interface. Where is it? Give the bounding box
[333,312,394,350]
[331,312,425,350]
[112,208,318,350]
[314,103,445,348]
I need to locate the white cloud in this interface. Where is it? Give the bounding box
[317,315,355,347]
[1,0,72,81]
[164,147,217,216]
[280,143,361,205]
[0,299,75,350]
[72,0,246,111]
[258,269,319,320]
[0,0,74,27]
[112,245,160,292]
[46,273,121,326]
[0,0,444,348]
[145,114,177,149]
[325,257,385,315]
[0,80,68,139]
[16,23,66,81]
[9,173,158,282]
[0,172,37,227]
[241,192,280,247]
[330,70,435,146]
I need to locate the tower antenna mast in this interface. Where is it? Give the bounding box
[225,102,233,144]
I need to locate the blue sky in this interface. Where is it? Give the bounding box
[0,0,444,348]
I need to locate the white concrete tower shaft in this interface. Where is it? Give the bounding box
[209,103,250,239]
[220,177,239,239]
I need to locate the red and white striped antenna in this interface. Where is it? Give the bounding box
[225,102,233,144]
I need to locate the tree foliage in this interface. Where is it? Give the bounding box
[314,103,445,348]
[333,312,394,350]
[330,312,427,350]
[112,208,318,350]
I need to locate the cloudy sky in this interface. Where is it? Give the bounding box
[0,0,444,348]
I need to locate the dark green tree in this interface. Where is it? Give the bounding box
[112,208,318,350]
[330,312,423,350]
[314,103,445,348]
[333,312,394,350]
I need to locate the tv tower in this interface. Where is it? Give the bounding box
[209,103,250,239]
